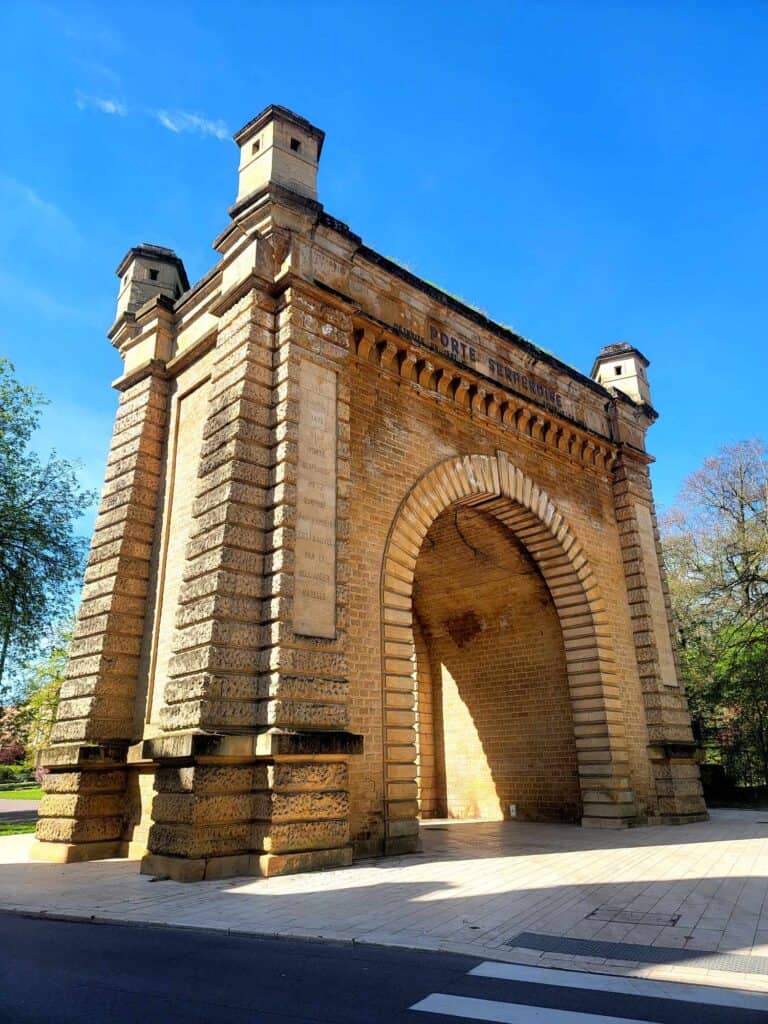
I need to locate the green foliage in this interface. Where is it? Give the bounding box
[0,359,94,694]
[0,704,27,763]
[0,764,34,785]
[662,438,768,787]
[0,821,36,836]
[15,622,69,760]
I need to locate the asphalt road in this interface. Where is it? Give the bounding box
[1,913,766,1023]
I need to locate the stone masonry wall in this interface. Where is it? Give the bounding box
[345,335,658,853]
[413,507,580,822]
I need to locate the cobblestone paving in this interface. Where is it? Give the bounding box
[3,810,768,991]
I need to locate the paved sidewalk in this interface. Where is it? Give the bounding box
[3,810,768,992]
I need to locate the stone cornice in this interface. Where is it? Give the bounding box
[351,319,617,472]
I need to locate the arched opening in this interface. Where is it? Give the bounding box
[413,506,581,823]
[381,453,638,854]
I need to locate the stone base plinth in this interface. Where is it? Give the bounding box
[649,742,708,821]
[32,743,129,865]
[140,728,364,881]
[29,839,122,864]
[581,816,631,829]
[384,833,421,856]
[647,812,710,826]
[258,845,353,877]
[140,851,255,883]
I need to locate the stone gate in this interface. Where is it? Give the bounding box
[32,104,706,881]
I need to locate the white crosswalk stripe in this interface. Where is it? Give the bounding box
[411,992,649,1022]
[409,959,768,1021]
[471,962,768,1013]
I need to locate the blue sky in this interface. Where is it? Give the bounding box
[1,1,766,527]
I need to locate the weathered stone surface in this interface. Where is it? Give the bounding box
[269,790,349,822]
[35,104,704,876]
[155,765,265,794]
[38,793,125,818]
[151,792,256,825]
[148,821,251,859]
[42,769,126,794]
[259,845,353,877]
[253,818,349,854]
[36,816,124,844]
[273,762,347,791]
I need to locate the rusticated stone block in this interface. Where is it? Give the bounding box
[272,762,347,791]
[155,765,265,794]
[51,716,134,744]
[166,643,260,680]
[148,821,251,859]
[56,694,135,723]
[42,770,126,794]
[259,846,353,877]
[257,673,349,702]
[151,792,256,825]
[269,790,349,822]
[253,818,349,854]
[266,699,348,729]
[38,793,124,818]
[159,698,261,732]
[36,815,123,844]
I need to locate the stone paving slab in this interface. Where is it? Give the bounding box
[3,809,768,991]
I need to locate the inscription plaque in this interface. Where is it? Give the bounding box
[635,503,678,687]
[294,360,337,638]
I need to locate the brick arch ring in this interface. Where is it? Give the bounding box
[379,451,638,853]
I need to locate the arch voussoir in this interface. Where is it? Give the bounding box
[380,454,638,851]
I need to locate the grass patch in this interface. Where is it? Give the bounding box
[0,820,37,836]
[0,787,43,801]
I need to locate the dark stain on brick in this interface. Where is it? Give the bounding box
[444,610,483,647]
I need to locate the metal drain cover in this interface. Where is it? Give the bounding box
[587,909,680,927]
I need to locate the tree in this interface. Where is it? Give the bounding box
[0,359,94,695]
[0,705,27,764]
[662,438,768,787]
[14,621,70,762]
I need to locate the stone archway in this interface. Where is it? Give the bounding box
[380,452,638,853]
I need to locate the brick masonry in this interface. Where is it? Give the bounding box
[32,105,706,879]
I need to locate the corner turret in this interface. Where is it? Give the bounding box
[115,244,189,319]
[233,104,325,204]
[591,342,652,406]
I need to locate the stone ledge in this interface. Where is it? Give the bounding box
[139,843,356,882]
[142,728,363,763]
[40,743,129,770]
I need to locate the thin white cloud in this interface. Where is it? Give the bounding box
[0,271,101,326]
[0,174,82,250]
[152,109,229,141]
[75,59,122,87]
[75,91,127,116]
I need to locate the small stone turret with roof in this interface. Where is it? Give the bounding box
[591,341,653,408]
[233,104,325,204]
[115,244,189,319]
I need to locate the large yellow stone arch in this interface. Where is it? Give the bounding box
[380,452,638,852]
